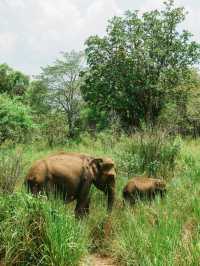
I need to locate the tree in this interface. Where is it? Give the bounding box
[0,94,35,144]
[40,51,84,138]
[186,70,200,136]
[157,69,200,136]
[0,64,29,97]
[81,0,200,129]
[24,80,49,115]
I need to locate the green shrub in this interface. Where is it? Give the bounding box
[111,203,182,266]
[0,193,88,266]
[115,130,182,178]
[0,94,35,144]
[0,132,199,266]
[0,149,25,194]
[110,178,200,266]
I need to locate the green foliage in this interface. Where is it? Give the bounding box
[109,143,200,266]
[156,70,200,136]
[41,112,69,147]
[40,50,85,138]
[0,64,29,96]
[0,94,35,144]
[0,193,88,266]
[0,134,200,265]
[24,80,49,114]
[110,195,200,266]
[79,107,113,132]
[81,0,200,129]
[115,130,181,178]
[0,149,25,194]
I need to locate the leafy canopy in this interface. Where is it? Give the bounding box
[0,64,29,97]
[40,50,84,137]
[0,94,35,144]
[81,0,200,129]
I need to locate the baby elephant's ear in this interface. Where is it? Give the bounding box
[155,180,166,188]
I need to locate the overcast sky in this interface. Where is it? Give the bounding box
[0,0,199,76]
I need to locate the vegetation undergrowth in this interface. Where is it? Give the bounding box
[0,193,88,266]
[1,1,200,265]
[0,132,200,265]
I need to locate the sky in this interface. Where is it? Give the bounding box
[0,0,199,76]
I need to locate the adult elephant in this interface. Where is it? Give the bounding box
[25,152,116,218]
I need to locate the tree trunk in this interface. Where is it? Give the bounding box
[67,112,75,138]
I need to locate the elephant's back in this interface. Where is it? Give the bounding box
[47,151,91,160]
[45,154,85,186]
[127,177,156,192]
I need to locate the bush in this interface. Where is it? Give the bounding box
[110,173,200,266]
[0,193,88,266]
[115,130,181,178]
[41,112,69,147]
[0,149,25,194]
[0,94,35,144]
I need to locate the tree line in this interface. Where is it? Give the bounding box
[1,0,200,146]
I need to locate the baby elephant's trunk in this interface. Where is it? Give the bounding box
[122,189,134,204]
[155,180,167,198]
[123,189,129,200]
[25,178,39,195]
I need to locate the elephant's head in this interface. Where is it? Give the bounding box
[89,157,116,212]
[155,179,167,198]
[26,178,41,195]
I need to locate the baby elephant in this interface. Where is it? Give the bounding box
[123,177,166,204]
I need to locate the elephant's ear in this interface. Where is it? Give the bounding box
[90,157,116,179]
[101,158,115,170]
[90,158,103,168]
[155,180,166,188]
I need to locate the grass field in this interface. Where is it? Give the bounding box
[0,132,200,265]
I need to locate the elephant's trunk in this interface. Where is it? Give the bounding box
[107,182,115,212]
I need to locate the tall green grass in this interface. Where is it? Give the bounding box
[0,193,88,266]
[0,131,199,265]
[115,130,181,178]
[105,140,200,266]
[0,149,26,194]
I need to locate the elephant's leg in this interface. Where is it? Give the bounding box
[148,191,154,202]
[45,181,58,200]
[64,194,75,204]
[75,179,92,219]
[75,198,90,218]
[107,180,115,212]
[159,188,166,198]
[129,194,136,205]
[84,197,90,215]
[123,191,136,205]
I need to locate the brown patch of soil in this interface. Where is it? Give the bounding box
[82,254,116,266]
[182,218,198,243]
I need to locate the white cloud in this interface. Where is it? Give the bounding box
[0,0,199,75]
[140,0,163,13]
[0,0,121,75]
[76,0,122,47]
[4,0,25,8]
[0,32,17,56]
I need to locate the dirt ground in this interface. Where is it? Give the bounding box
[82,254,117,266]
